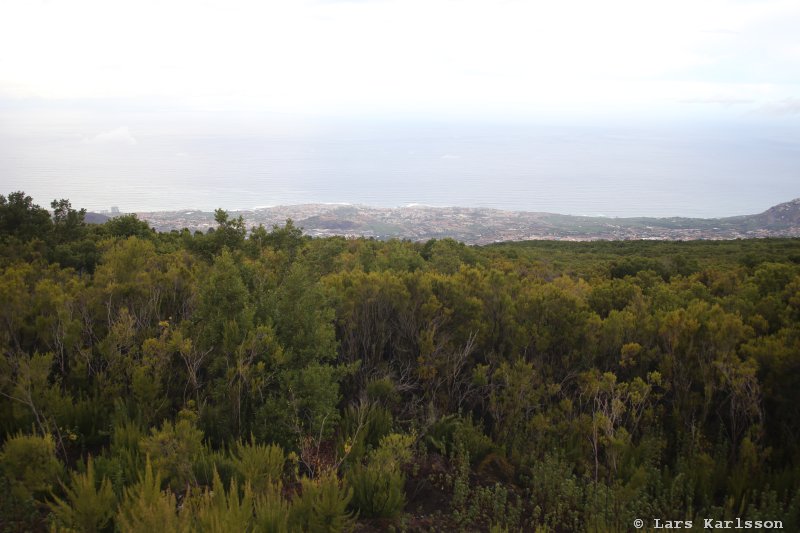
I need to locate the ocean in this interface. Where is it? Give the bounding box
[1,109,797,218]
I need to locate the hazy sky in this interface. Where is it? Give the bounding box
[1,0,799,119]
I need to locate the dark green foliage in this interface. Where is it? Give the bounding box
[0,431,62,501]
[194,249,252,352]
[105,213,154,239]
[425,415,494,464]
[0,191,53,241]
[211,208,247,252]
[520,454,583,531]
[365,376,400,406]
[348,461,405,519]
[338,400,394,465]
[257,218,305,258]
[115,458,187,532]
[139,415,204,490]
[231,436,285,491]
[192,444,235,490]
[2,191,800,531]
[50,198,87,243]
[93,415,146,495]
[290,472,356,533]
[271,262,337,366]
[347,434,412,520]
[191,470,253,533]
[49,456,116,533]
[611,257,669,279]
[253,482,291,533]
[422,237,478,274]
[287,363,347,442]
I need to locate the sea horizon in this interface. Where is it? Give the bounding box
[2,111,798,219]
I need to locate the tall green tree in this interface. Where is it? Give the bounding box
[0,191,53,241]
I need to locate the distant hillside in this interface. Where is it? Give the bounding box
[136,198,800,244]
[84,212,110,224]
[740,198,800,229]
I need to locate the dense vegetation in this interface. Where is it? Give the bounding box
[1,191,800,532]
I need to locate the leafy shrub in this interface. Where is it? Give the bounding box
[348,461,405,519]
[192,444,235,490]
[192,470,253,533]
[49,456,116,533]
[425,415,494,464]
[454,419,495,465]
[93,417,145,495]
[366,377,400,407]
[139,417,203,489]
[231,436,284,491]
[347,432,412,519]
[116,458,188,533]
[253,482,291,533]
[337,401,394,466]
[372,432,416,467]
[0,472,43,531]
[287,363,344,442]
[520,454,583,531]
[424,414,461,456]
[290,471,355,533]
[456,482,524,531]
[0,431,62,501]
[610,258,668,280]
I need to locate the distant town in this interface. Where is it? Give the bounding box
[97,199,800,244]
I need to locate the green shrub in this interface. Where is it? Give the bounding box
[253,482,291,533]
[116,458,188,533]
[337,401,393,466]
[366,377,400,407]
[372,432,416,468]
[521,454,583,531]
[49,456,116,533]
[424,414,460,455]
[290,472,356,533]
[0,471,43,531]
[139,417,203,489]
[192,444,235,490]
[231,436,284,491]
[453,419,495,464]
[348,461,405,519]
[457,482,523,531]
[94,417,145,495]
[0,431,62,501]
[347,432,412,519]
[192,469,253,533]
[425,415,494,464]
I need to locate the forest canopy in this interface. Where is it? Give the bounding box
[1,191,800,531]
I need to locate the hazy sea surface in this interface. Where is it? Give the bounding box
[1,109,797,218]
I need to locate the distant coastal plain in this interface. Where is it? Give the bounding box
[128,198,800,245]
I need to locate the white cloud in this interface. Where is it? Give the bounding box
[84,127,137,145]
